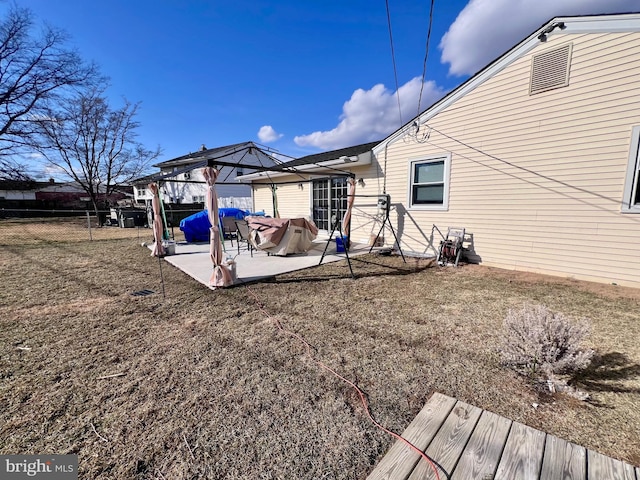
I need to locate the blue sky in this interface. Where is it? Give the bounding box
[15,0,640,170]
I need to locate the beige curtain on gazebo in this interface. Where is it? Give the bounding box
[203,167,233,288]
[341,177,356,248]
[148,183,165,257]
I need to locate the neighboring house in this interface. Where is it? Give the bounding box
[241,141,380,232]
[0,179,131,210]
[0,180,40,205]
[36,182,132,209]
[132,174,157,205]
[135,142,279,210]
[250,12,640,288]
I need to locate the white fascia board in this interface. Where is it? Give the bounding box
[558,13,640,34]
[374,13,640,155]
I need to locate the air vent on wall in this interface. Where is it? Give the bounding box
[529,43,572,95]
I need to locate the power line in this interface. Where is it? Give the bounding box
[424,123,633,208]
[417,0,435,117]
[385,0,403,127]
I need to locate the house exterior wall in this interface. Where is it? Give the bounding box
[155,166,253,210]
[273,182,309,219]
[133,185,153,204]
[252,179,307,219]
[379,30,640,287]
[252,183,274,217]
[251,162,386,243]
[0,189,36,201]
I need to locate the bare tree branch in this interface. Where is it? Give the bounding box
[34,84,161,220]
[0,5,96,179]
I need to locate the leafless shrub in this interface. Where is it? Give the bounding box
[500,304,593,379]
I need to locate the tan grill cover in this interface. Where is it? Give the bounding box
[246,216,318,256]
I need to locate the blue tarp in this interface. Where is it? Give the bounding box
[179,208,262,243]
[179,210,210,243]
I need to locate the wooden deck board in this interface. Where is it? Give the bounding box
[494,421,546,480]
[450,410,512,480]
[367,392,638,480]
[539,434,586,480]
[588,450,637,480]
[366,392,456,480]
[407,401,482,480]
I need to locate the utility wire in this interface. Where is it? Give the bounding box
[245,286,442,480]
[418,0,436,117]
[385,0,403,127]
[425,124,630,207]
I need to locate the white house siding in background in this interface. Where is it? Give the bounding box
[0,187,36,200]
[376,15,640,288]
[160,167,253,210]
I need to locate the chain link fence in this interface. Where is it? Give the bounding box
[0,208,202,245]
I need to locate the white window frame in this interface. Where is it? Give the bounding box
[407,153,451,211]
[622,125,640,213]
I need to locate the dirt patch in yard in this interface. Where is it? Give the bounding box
[0,238,638,478]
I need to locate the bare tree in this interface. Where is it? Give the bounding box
[35,85,161,221]
[0,5,95,179]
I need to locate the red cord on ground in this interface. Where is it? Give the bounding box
[245,286,441,480]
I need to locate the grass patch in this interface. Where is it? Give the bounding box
[0,216,185,245]
[1,235,639,478]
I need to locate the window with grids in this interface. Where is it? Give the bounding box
[312,178,348,230]
[409,155,450,209]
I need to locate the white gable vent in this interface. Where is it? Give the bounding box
[529,43,572,95]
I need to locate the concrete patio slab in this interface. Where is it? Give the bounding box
[156,237,372,290]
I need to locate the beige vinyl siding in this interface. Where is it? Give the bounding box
[252,184,275,217]
[347,164,388,244]
[250,163,387,244]
[274,181,311,219]
[381,31,640,287]
[252,176,311,219]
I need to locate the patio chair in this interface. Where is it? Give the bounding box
[235,219,254,257]
[221,216,237,246]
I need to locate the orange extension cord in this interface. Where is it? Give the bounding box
[246,286,441,480]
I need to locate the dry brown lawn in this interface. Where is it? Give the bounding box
[0,223,639,479]
[0,216,185,244]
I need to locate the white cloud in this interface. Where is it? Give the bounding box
[294,78,445,150]
[39,163,67,179]
[257,125,283,143]
[440,0,639,76]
